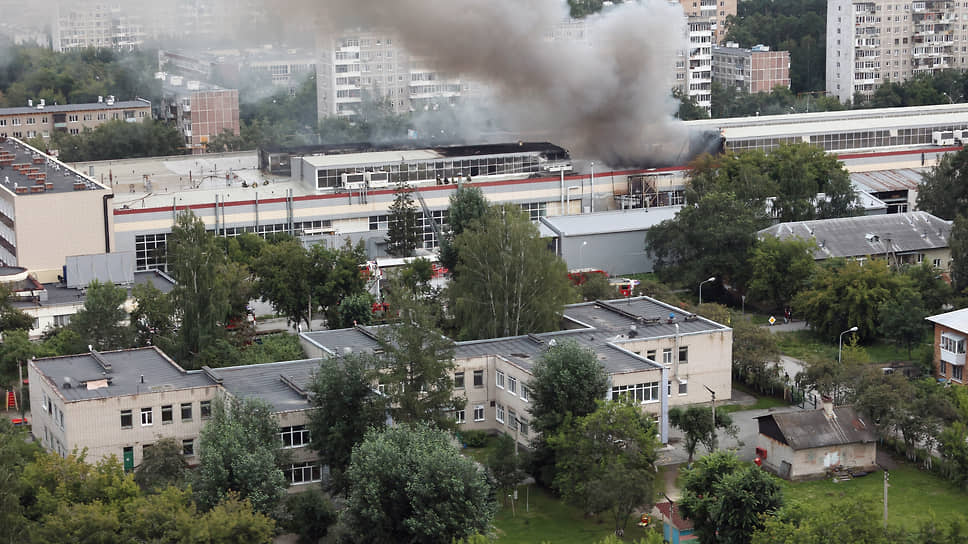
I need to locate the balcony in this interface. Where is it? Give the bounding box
[941,332,966,366]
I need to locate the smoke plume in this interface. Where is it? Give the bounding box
[314,0,695,166]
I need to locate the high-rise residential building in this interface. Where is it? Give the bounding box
[51,1,145,52]
[316,30,471,119]
[683,16,714,111]
[712,43,791,93]
[826,0,964,103]
[159,76,239,154]
[678,0,737,44]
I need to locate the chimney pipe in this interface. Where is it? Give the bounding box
[822,396,835,419]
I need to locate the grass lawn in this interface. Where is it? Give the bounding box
[775,330,931,364]
[462,438,666,543]
[780,459,968,529]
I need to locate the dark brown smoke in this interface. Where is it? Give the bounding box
[311,0,696,166]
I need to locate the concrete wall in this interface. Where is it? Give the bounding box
[561,231,651,275]
[15,188,113,282]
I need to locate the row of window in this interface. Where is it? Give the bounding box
[940,360,964,381]
[455,403,530,436]
[496,370,530,401]
[121,400,211,428]
[40,392,65,429]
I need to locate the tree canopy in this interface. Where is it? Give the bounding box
[439,186,489,273]
[343,423,495,544]
[68,279,133,351]
[386,183,421,258]
[918,148,968,221]
[451,204,573,340]
[678,451,783,544]
[747,235,817,311]
[192,397,288,517]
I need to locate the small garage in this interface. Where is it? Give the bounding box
[755,402,877,481]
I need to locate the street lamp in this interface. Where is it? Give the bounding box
[703,385,716,450]
[699,276,715,305]
[838,326,859,364]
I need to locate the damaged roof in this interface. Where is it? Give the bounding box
[756,406,876,450]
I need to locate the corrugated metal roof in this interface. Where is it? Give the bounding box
[757,406,876,450]
[851,168,924,193]
[927,307,968,332]
[539,206,681,237]
[758,211,950,259]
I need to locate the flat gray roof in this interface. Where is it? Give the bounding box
[32,347,214,402]
[209,358,321,413]
[300,326,383,356]
[758,211,950,260]
[0,100,150,116]
[851,168,924,193]
[539,206,681,237]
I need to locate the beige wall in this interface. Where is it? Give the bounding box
[757,433,877,480]
[28,361,219,467]
[14,187,114,282]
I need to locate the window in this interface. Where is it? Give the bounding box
[182,439,194,456]
[941,334,967,354]
[97,113,107,120]
[521,385,530,402]
[68,114,78,122]
[934,258,942,268]
[200,400,212,419]
[646,349,657,361]
[940,360,947,375]
[141,407,153,426]
[11,118,20,126]
[180,402,192,421]
[662,349,673,364]
[69,128,79,135]
[519,419,529,436]
[82,114,92,121]
[455,409,466,424]
[508,409,518,430]
[53,314,71,327]
[454,372,465,389]
[611,382,661,403]
[473,370,484,387]
[496,370,505,389]
[508,376,517,395]
[678,381,689,395]
[679,346,688,364]
[285,462,322,484]
[955,365,964,381]
[496,403,505,423]
[279,425,310,448]
[121,409,132,428]
[474,405,485,421]
[161,405,173,423]
[26,117,34,125]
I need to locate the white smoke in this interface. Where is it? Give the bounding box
[314,0,696,166]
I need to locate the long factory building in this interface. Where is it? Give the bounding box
[4,102,965,281]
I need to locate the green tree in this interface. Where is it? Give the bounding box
[578,272,616,301]
[309,241,368,327]
[129,281,175,350]
[939,421,968,487]
[904,261,953,314]
[307,353,387,493]
[167,211,234,366]
[668,405,735,464]
[0,284,32,333]
[767,143,858,222]
[343,423,495,544]
[751,498,891,544]
[377,295,459,428]
[731,319,782,392]
[193,397,288,516]
[133,436,188,492]
[918,149,968,220]
[68,279,133,350]
[451,204,573,339]
[879,288,929,358]
[187,495,276,543]
[487,434,527,506]
[529,340,609,437]
[647,191,766,290]
[951,215,968,293]
[0,420,42,543]
[0,329,37,386]
[282,488,336,544]
[678,451,783,544]
[747,236,817,310]
[439,186,489,273]
[334,292,375,328]
[237,334,306,366]
[550,399,660,535]
[793,259,911,341]
[251,238,314,330]
[386,182,421,258]
[674,88,710,120]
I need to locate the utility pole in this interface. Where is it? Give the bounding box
[883,470,889,529]
[704,385,716,449]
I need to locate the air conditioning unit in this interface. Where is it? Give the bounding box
[341,172,366,190]
[367,171,389,188]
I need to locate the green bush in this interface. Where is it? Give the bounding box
[283,488,336,544]
[460,430,490,448]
